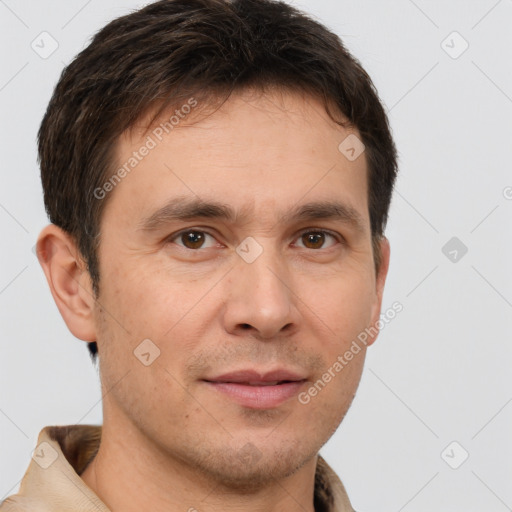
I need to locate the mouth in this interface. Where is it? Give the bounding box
[201,369,308,409]
[204,380,301,386]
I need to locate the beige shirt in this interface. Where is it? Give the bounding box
[0,425,355,512]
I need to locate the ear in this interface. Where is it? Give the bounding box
[366,236,391,347]
[36,224,97,342]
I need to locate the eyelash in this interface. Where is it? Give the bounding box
[167,228,344,250]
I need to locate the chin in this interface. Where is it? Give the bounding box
[190,439,318,492]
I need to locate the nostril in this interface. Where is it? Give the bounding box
[240,323,252,330]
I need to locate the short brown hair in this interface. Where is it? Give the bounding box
[38,0,398,362]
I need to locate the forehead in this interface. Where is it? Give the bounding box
[101,89,369,231]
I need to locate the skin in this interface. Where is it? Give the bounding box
[37,88,390,512]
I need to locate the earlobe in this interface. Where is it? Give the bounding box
[367,236,391,347]
[36,224,97,342]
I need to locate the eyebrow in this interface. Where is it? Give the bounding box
[137,196,367,234]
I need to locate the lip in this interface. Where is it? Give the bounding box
[204,368,307,384]
[202,368,307,409]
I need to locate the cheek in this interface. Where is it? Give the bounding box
[97,260,215,383]
[95,274,192,417]
[101,259,172,334]
[311,272,374,406]
[306,269,375,342]
[297,343,366,444]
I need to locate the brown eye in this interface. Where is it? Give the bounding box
[297,231,338,250]
[175,230,213,249]
[302,232,325,249]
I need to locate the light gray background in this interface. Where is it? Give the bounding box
[1,0,511,510]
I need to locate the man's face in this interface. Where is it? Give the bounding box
[91,89,387,489]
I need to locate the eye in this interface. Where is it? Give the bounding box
[294,230,340,250]
[170,229,218,250]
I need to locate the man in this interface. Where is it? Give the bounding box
[1,0,397,510]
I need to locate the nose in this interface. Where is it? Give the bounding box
[222,246,300,340]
